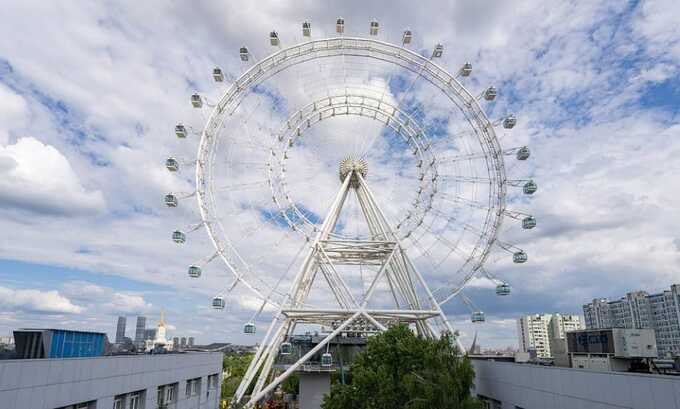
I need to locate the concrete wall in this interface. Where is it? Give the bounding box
[299,372,330,409]
[0,352,222,409]
[472,359,680,409]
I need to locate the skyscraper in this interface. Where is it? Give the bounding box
[583,284,680,357]
[188,337,194,347]
[115,316,126,344]
[134,316,147,347]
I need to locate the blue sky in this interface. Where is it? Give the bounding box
[0,0,679,349]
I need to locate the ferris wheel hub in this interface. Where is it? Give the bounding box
[339,156,368,187]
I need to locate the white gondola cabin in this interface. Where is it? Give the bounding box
[460,62,472,77]
[172,230,186,244]
[369,19,379,35]
[471,311,485,323]
[239,47,249,62]
[402,30,412,45]
[321,352,332,367]
[484,86,497,101]
[212,296,224,309]
[270,31,279,46]
[191,94,202,108]
[432,44,443,58]
[244,322,256,334]
[516,146,530,160]
[523,180,537,195]
[522,216,536,229]
[175,124,187,138]
[188,265,201,278]
[336,17,345,33]
[496,283,511,296]
[165,157,179,172]
[212,67,224,82]
[503,114,517,129]
[302,21,311,37]
[280,342,292,355]
[513,251,528,263]
[164,194,178,207]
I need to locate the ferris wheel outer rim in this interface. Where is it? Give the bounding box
[194,36,507,305]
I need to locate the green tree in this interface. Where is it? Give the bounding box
[221,353,254,400]
[322,325,482,409]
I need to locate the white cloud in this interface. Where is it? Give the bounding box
[0,1,677,347]
[0,286,83,314]
[0,137,106,215]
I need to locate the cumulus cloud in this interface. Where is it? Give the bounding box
[0,0,678,347]
[0,286,83,314]
[0,137,106,215]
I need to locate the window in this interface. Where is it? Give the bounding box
[129,393,141,409]
[208,373,219,389]
[113,396,124,409]
[186,378,201,397]
[157,383,177,407]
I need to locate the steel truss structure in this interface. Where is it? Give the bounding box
[234,162,455,407]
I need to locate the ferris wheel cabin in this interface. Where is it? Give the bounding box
[164,194,178,207]
[523,180,538,195]
[516,146,530,160]
[484,86,497,101]
[496,283,511,296]
[369,19,379,35]
[212,67,224,82]
[175,124,187,138]
[191,94,202,108]
[172,230,186,244]
[513,251,528,263]
[165,157,179,172]
[460,62,472,77]
[239,47,249,61]
[302,21,311,37]
[522,216,536,229]
[244,322,256,334]
[269,31,279,46]
[471,311,485,323]
[503,114,517,129]
[280,342,293,355]
[212,296,224,309]
[432,44,444,58]
[336,17,345,33]
[321,352,333,367]
[402,30,412,44]
[188,265,201,278]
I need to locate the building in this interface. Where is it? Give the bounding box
[173,337,180,350]
[518,314,583,358]
[472,358,680,409]
[566,328,657,372]
[134,316,147,348]
[181,337,187,347]
[188,337,195,347]
[13,329,107,359]
[583,284,680,357]
[115,316,126,344]
[517,314,552,358]
[144,328,157,342]
[0,352,222,409]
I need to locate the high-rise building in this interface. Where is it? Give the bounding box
[144,328,157,341]
[518,314,552,358]
[188,337,195,347]
[135,316,147,347]
[172,337,179,349]
[583,284,680,357]
[517,313,583,358]
[180,337,187,347]
[115,316,126,344]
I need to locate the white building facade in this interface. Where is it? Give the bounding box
[583,284,680,357]
[0,352,222,409]
[518,314,583,358]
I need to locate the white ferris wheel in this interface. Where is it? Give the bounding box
[164,17,535,407]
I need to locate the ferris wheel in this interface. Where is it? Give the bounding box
[164,17,535,407]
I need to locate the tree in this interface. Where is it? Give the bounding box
[322,325,482,409]
[221,353,254,401]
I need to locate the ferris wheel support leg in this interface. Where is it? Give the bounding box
[233,314,286,404]
[251,320,292,400]
[246,311,363,407]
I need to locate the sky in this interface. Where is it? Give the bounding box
[0,0,679,349]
